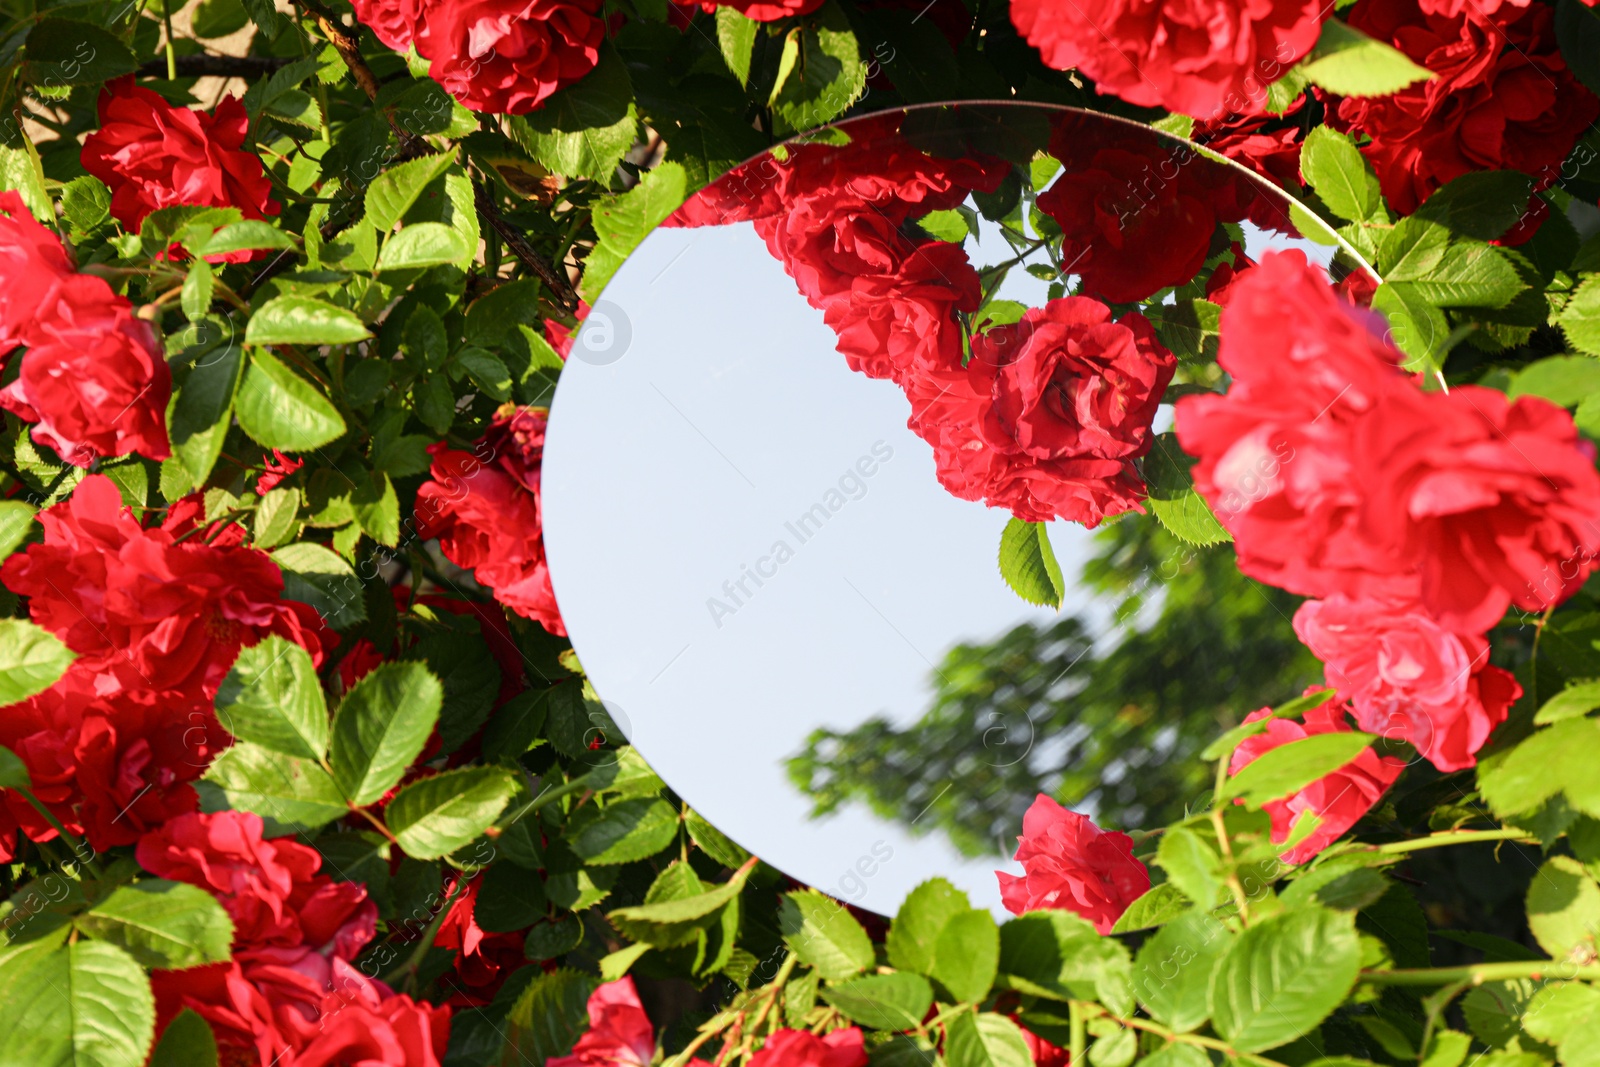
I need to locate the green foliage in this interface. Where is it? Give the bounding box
[0,619,75,706]
[998,518,1065,609]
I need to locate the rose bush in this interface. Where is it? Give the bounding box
[2,0,1600,1066]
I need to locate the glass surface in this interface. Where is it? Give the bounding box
[541,103,1378,916]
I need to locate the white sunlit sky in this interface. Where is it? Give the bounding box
[541,200,1342,916]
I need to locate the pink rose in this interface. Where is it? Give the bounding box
[997,794,1150,933]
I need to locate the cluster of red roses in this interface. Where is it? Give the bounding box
[140,811,451,1066]
[670,115,1230,526]
[0,477,333,860]
[999,251,1600,928]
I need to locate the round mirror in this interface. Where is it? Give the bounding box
[542,102,1378,916]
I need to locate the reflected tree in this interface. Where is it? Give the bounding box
[786,517,1321,858]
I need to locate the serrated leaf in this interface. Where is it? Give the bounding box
[1299,127,1382,224]
[149,1008,219,1067]
[716,7,758,85]
[1527,855,1600,961]
[1143,433,1231,546]
[1108,884,1189,933]
[1560,275,1600,357]
[581,162,688,303]
[1478,717,1600,819]
[945,1012,1033,1067]
[193,221,295,257]
[568,797,678,865]
[170,338,243,487]
[771,1,866,135]
[76,881,233,970]
[1537,680,1600,724]
[235,351,347,451]
[386,767,516,859]
[270,542,366,629]
[1157,828,1222,909]
[1372,282,1448,374]
[22,18,139,86]
[245,295,370,346]
[366,152,459,232]
[1210,907,1361,1052]
[506,45,636,181]
[351,470,399,547]
[888,877,971,975]
[1407,242,1525,309]
[214,635,329,760]
[1134,910,1233,1031]
[0,619,76,706]
[0,939,154,1067]
[1557,0,1600,97]
[204,742,348,833]
[999,518,1064,609]
[779,889,874,980]
[822,973,935,1029]
[377,222,473,272]
[932,908,1000,1003]
[1297,19,1434,97]
[1222,731,1378,805]
[1414,171,1537,241]
[503,969,596,1067]
[331,662,444,806]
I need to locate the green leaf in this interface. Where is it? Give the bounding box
[1510,356,1600,408]
[1109,884,1189,933]
[1137,1046,1210,1067]
[76,881,233,970]
[61,176,111,235]
[1143,433,1231,547]
[191,0,248,37]
[507,44,637,181]
[1557,0,1600,97]
[1526,855,1600,960]
[22,18,139,86]
[1379,217,1451,279]
[454,347,513,402]
[716,7,758,86]
[999,518,1065,609]
[386,766,516,860]
[1407,242,1525,309]
[236,351,348,451]
[581,162,689,303]
[609,861,752,945]
[568,797,678,865]
[0,141,50,222]
[503,969,597,1066]
[1414,171,1537,241]
[1299,127,1382,224]
[1134,910,1233,1031]
[1523,982,1600,1044]
[204,742,348,833]
[999,910,1130,1006]
[376,223,473,272]
[404,629,500,754]
[1223,731,1377,806]
[270,542,367,629]
[1297,19,1434,97]
[0,940,154,1067]
[822,972,935,1029]
[252,486,300,549]
[1201,691,1339,764]
[476,861,550,933]
[331,662,444,806]
[351,470,400,547]
[888,877,972,975]
[1157,828,1222,909]
[1210,906,1362,1052]
[149,1009,219,1067]
[464,278,547,349]
[0,500,36,561]
[779,889,875,981]
[245,295,370,346]
[1087,1028,1136,1067]
[1559,275,1600,357]
[1536,679,1600,725]
[1372,282,1449,373]
[170,339,243,487]
[919,207,979,243]
[214,635,329,760]
[1478,717,1600,819]
[771,1,867,135]
[192,221,295,258]
[0,619,75,706]
[932,909,1000,1003]
[945,1012,1034,1067]
[0,744,31,791]
[366,153,459,232]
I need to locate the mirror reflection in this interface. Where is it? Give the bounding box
[541,102,1379,915]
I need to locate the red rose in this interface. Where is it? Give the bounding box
[544,299,590,360]
[292,986,450,1067]
[415,0,605,115]
[1175,251,1413,600]
[996,794,1150,933]
[968,298,1175,464]
[749,1029,868,1067]
[679,0,824,20]
[1334,0,1600,214]
[1355,385,1600,633]
[0,190,74,355]
[1192,95,1315,233]
[352,0,422,50]
[549,978,660,1067]
[1294,596,1519,771]
[432,875,527,1006]
[416,407,566,634]
[256,450,304,495]
[0,273,171,467]
[1228,695,1404,864]
[1036,123,1219,303]
[902,356,1151,527]
[81,78,278,242]
[2,476,329,699]
[1009,0,1325,117]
